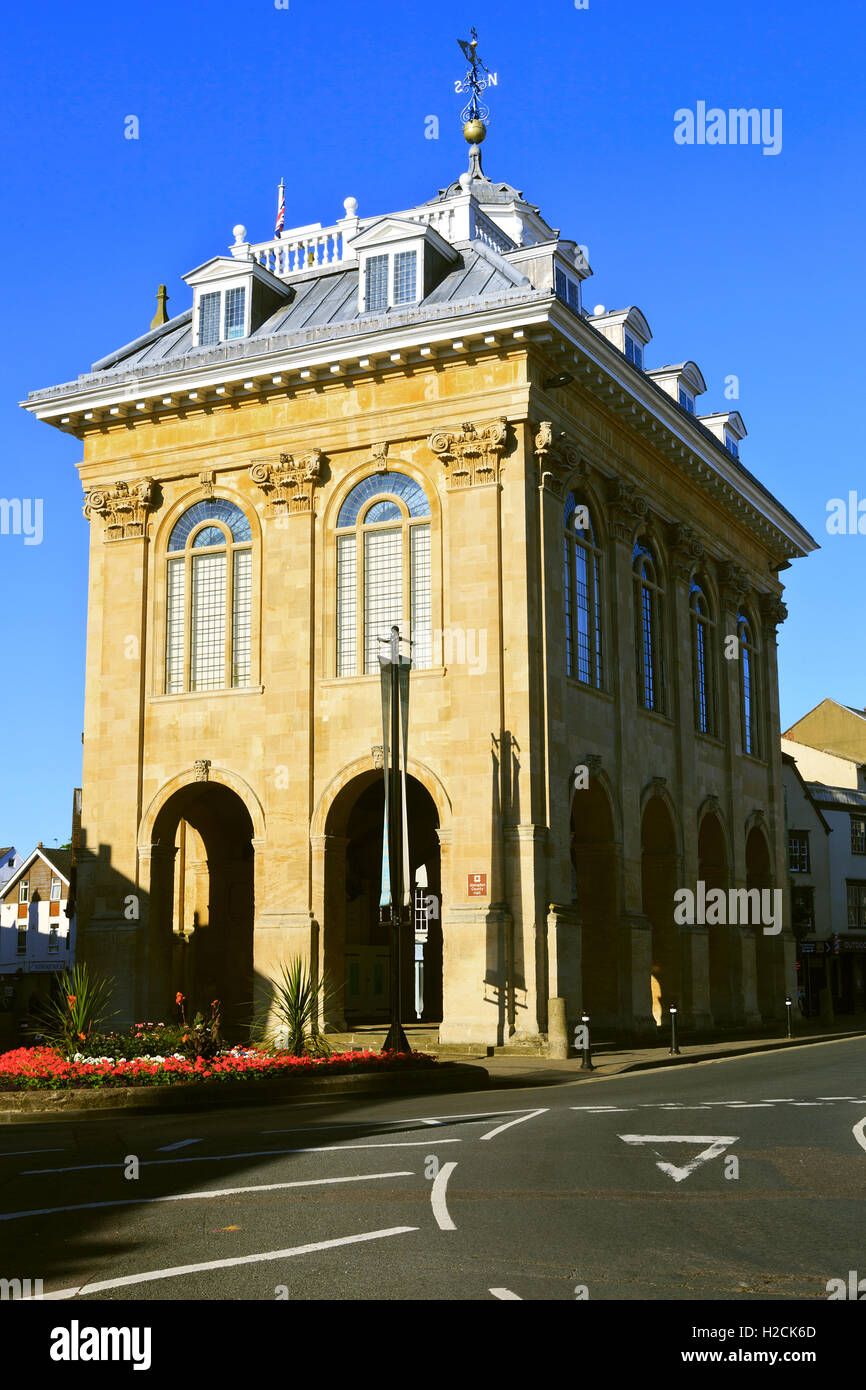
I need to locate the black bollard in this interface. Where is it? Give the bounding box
[785,996,793,1039]
[669,1002,681,1055]
[578,1010,594,1071]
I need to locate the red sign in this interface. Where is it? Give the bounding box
[467,873,487,898]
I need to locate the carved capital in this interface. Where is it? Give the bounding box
[718,559,751,612]
[198,469,215,499]
[194,759,210,782]
[605,475,648,544]
[668,520,704,583]
[428,418,508,489]
[249,449,323,515]
[83,477,156,541]
[534,421,582,495]
[758,591,788,641]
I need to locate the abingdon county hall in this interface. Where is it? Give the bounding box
[24,117,815,1048]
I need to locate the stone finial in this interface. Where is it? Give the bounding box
[342,197,358,218]
[233,225,247,245]
[83,477,156,542]
[428,418,508,489]
[150,285,169,330]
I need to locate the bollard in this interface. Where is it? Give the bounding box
[547,998,569,1059]
[669,1003,681,1055]
[785,995,793,1039]
[575,1009,594,1071]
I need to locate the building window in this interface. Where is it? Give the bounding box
[50,877,62,901]
[788,831,811,873]
[198,292,221,346]
[223,286,246,340]
[564,493,603,688]
[851,816,866,855]
[48,926,59,953]
[365,254,389,312]
[725,431,739,458]
[393,251,417,305]
[690,579,716,735]
[554,268,580,312]
[634,539,665,712]
[165,499,253,694]
[625,334,643,369]
[335,472,431,676]
[792,885,815,933]
[16,926,26,955]
[18,881,28,903]
[678,386,695,413]
[847,882,866,929]
[738,612,759,755]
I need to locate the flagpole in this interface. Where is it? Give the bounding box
[380,625,411,1054]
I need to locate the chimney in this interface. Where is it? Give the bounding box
[150,284,169,330]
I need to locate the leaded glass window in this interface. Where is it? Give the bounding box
[738,612,759,755]
[393,250,417,304]
[690,578,717,736]
[224,286,246,340]
[564,493,603,688]
[199,292,220,346]
[634,539,665,713]
[365,254,388,312]
[164,499,253,693]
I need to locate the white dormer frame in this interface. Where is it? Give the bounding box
[699,410,747,457]
[349,217,458,315]
[183,256,289,348]
[647,361,707,415]
[587,306,652,369]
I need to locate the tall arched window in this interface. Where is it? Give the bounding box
[564,493,603,687]
[336,472,431,676]
[738,611,760,755]
[690,578,716,735]
[633,538,665,712]
[165,499,252,693]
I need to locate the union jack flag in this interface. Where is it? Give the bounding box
[275,182,285,239]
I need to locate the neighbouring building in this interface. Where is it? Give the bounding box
[781,751,832,1015]
[23,62,816,1043]
[782,731,866,1015]
[0,848,23,887]
[0,845,75,1041]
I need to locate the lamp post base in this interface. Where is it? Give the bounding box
[382,1021,412,1053]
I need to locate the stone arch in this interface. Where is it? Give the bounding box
[153,482,263,555]
[311,754,451,840]
[571,771,620,1029]
[321,457,442,535]
[139,765,266,851]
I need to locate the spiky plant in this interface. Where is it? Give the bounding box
[254,958,339,1057]
[36,964,117,1058]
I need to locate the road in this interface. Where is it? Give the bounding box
[1,1036,864,1302]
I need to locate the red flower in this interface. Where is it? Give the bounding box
[175,992,185,1005]
[67,995,76,1007]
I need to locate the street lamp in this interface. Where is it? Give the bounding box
[378,625,412,1054]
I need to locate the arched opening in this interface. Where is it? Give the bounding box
[571,781,618,1028]
[746,825,776,1018]
[641,796,679,1027]
[149,782,255,1037]
[324,772,441,1025]
[699,812,737,1025]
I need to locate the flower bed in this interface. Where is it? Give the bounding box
[0,1046,436,1092]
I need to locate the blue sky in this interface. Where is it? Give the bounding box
[1,0,864,852]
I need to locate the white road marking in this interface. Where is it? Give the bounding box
[480,1109,548,1141]
[818,1096,857,1101]
[790,1102,822,1107]
[262,1111,521,1135]
[0,1148,67,1158]
[24,1139,460,1176]
[0,1171,415,1222]
[430,1161,458,1230]
[726,1103,775,1108]
[619,1134,738,1183]
[37,1226,419,1299]
[853,1117,866,1154]
[762,1098,795,1102]
[157,1138,203,1152]
[490,1287,522,1300]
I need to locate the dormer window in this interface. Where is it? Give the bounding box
[352,218,457,316]
[393,251,417,304]
[365,255,389,311]
[224,286,246,339]
[184,257,289,349]
[363,249,419,311]
[625,333,644,369]
[554,267,581,313]
[678,386,695,414]
[196,285,247,346]
[725,431,739,458]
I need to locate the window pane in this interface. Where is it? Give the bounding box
[199,291,220,346]
[169,500,251,552]
[410,524,431,670]
[366,500,401,523]
[165,557,185,693]
[575,544,591,684]
[641,585,655,708]
[224,286,245,340]
[695,620,708,732]
[337,535,357,677]
[191,552,226,690]
[593,554,603,686]
[232,548,252,687]
[393,250,417,304]
[554,267,567,301]
[338,471,430,526]
[564,536,573,678]
[193,526,226,549]
[743,646,753,754]
[364,528,401,673]
[365,254,388,312]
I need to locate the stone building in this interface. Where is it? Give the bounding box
[24,117,815,1044]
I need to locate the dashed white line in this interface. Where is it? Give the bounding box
[490,1287,522,1300]
[24,1139,460,1176]
[430,1161,458,1230]
[0,1171,415,1222]
[37,1226,419,1299]
[157,1138,203,1152]
[480,1109,548,1141]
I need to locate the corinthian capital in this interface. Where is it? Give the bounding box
[428,418,508,489]
[249,449,323,515]
[83,477,156,541]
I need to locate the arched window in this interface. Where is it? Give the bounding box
[564,493,603,688]
[336,472,431,676]
[690,578,716,735]
[738,611,760,755]
[633,538,665,712]
[165,499,252,693]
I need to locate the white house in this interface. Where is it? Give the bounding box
[0,845,75,979]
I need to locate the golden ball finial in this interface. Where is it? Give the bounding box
[463,118,487,144]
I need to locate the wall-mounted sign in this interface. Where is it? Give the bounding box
[467,873,487,898]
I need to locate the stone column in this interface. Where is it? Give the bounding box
[546,902,582,1035]
[311,833,349,1029]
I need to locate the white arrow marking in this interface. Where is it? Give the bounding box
[481,1108,548,1141]
[618,1134,738,1183]
[490,1287,522,1300]
[853,1117,866,1154]
[431,1161,458,1230]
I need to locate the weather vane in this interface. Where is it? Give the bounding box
[455,28,496,143]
